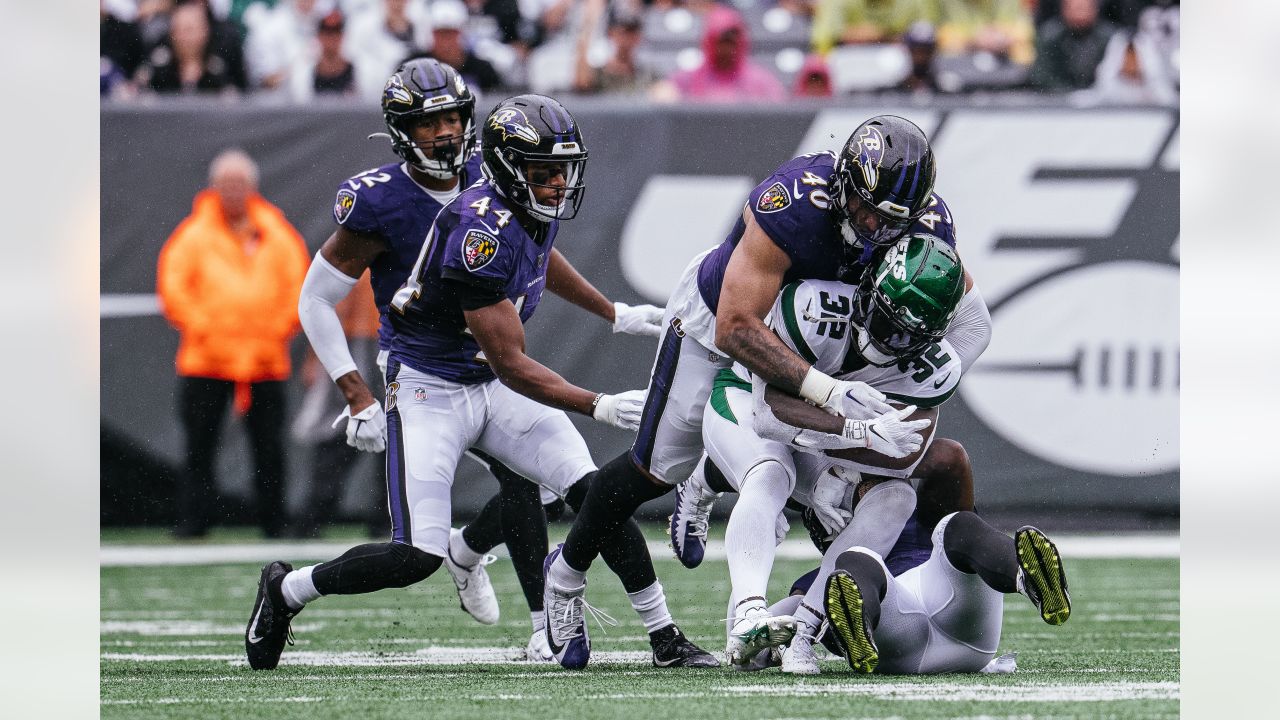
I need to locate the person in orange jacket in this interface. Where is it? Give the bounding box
[157,148,310,538]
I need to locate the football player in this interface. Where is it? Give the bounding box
[545,116,992,669]
[245,92,715,671]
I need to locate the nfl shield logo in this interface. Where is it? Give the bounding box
[414,388,427,401]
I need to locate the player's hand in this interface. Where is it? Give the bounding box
[825,380,894,420]
[844,405,931,459]
[811,470,853,536]
[774,511,790,546]
[592,389,647,430]
[612,302,665,338]
[332,400,387,453]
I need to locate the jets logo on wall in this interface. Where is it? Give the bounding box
[756,182,790,213]
[462,230,500,271]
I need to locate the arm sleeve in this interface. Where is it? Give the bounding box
[944,285,992,372]
[298,251,360,382]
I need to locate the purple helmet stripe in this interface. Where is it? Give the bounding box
[890,133,911,198]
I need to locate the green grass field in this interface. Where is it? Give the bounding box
[101,527,1179,719]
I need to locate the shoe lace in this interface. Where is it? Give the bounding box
[682,490,719,540]
[549,591,617,645]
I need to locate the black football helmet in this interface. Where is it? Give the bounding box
[829,115,936,248]
[481,94,588,222]
[381,58,476,180]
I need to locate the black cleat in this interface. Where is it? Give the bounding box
[245,561,299,670]
[824,569,879,674]
[1015,526,1072,626]
[650,625,720,668]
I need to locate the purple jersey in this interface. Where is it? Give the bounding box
[695,151,957,313]
[883,510,934,576]
[331,153,484,350]
[387,181,555,384]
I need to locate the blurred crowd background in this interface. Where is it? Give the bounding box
[101,0,1179,106]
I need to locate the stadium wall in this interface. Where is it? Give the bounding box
[101,100,1179,525]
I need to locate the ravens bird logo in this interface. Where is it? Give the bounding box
[488,108,542,145]
[854,125,886,191]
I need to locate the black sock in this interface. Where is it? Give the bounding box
[462,492,504,553]
[311,542,442,595]
[832,550,887,629]
[493,462,548,612]
[942,511,1018,594]
[703,457,736,494]
[562,459,668,592]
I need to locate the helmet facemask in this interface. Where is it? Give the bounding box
[851,265,946,367]
[831,158,917,249]
[487,145,587,222]
[388,105,476,180]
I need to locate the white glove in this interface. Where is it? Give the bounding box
[592,389,647,430]
[774,511,790,546]
[811,470,853,536]
[332,401,387,453]
[612,302,665,338]
[844,405,931,459]
[826,379,895,420]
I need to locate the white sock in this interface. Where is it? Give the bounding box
[793,600,824,636]
[548,554,586,589]
[627,581,673,634]
[768,594,804,619]
[725,460,792,610]
[449,527,483,568]
[280,565,320,611]
[799,479,916,629]
[531,610,545,633]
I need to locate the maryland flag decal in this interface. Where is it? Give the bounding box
[756,182,791,213]
[462,230,500,271]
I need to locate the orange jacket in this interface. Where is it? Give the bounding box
[157,189,310,382]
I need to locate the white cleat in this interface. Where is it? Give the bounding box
[726,608,797,667]
[443,544,500,625]
[781,630,821,675]
[525,629,555,662]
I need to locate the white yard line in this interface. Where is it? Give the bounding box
[100,534,1178,567]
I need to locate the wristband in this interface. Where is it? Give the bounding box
[799,367,838,407]
[591,393,604,411]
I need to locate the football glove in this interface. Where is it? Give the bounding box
[810,469,854,536]
[844,405,930,459]
[332,401,387,453]
[825,379,894,421]
[592,389,647,430]
[612,302,665,338]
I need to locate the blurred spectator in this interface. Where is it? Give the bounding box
[662,6,786,103]
[1028,0,1116,90]
[137,0,178,49]
[345,0,432,102]
[140,1,241,94]
[290,270,385,539]
[181,0,251,88]
[572,4,657,94]
[896,19,940,92]
[792,54,833,97]
[465,0,530,46]
[156,150,309,539]
[1033,0,1163,29]
[102,2,146,86]
[242,0,327,98]
[811,0,936,56]
[1079,27,1176,104]
[935,0,1035,66]
[414,0,505,92]
[313,10,359,95]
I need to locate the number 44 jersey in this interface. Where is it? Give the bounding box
[761,278,962,410]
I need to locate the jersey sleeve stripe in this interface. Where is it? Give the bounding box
[780,282,818,364]
[884,385,957,410]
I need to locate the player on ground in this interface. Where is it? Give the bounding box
[246,93,716,671]
[545,116,990,669]
[699,234,961,668]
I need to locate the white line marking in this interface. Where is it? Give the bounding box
[100,535,1178,567]
[101,648,657,666]
[100,293,160,318]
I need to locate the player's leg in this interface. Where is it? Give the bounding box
[175,377,232,537]
[940,510,1072,627]
[244,380,288,538]
[913,438,975,528]
[479,386,717,669]
[244,362,479,670]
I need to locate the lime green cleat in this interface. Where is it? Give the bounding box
[824,570,879,674]
[1015,526,1072,626]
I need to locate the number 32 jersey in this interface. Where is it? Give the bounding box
[387,181,557,385]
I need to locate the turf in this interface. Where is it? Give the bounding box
[101,531,1179,719]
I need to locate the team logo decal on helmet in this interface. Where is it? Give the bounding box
[462,230,499,271]
[854,125,885,191]
[333,188,357,224]
[488,108,541,145]
[382,75,413,107]
[756,182,791,213]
